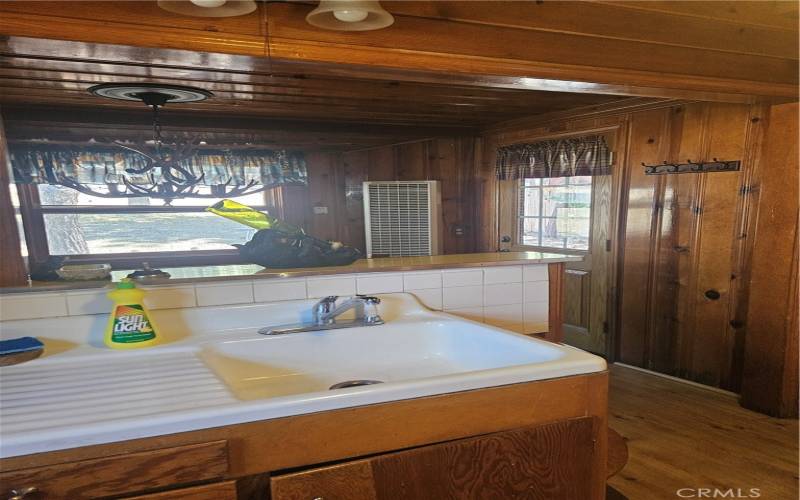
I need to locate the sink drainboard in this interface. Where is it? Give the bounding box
[329,380,384,390]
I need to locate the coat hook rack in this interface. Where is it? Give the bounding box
[643,158,741,175]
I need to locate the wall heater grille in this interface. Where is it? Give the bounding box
[363,181,441,258]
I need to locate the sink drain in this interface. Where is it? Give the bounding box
[329,379,383,390]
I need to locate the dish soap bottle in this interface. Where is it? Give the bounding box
[105,279,160,349]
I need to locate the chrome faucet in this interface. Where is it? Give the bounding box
[259,295,384,336]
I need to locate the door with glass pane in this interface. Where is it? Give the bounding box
[498,139,615,355]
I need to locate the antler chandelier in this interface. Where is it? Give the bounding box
[82,83,270,203]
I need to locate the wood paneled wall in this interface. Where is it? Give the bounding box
[480,99,788,399]
[616,102,766,392]
[278,138,482,255]
[740,103,799,417]
[0,110,28,286]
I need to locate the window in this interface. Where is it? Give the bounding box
[517,176,592,253]
[14,184,276,268]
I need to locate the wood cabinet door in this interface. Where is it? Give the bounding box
[124,481,237,500]
[271,417,597,500]
[0,441,229,500]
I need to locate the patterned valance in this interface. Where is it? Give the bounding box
[9,145,308,188]
[496,135,612,179]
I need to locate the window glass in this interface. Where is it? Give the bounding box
[9,185,27,257]
[43,212,256,254]
[37,184,267,207]
[518,176,592,252]
[27,184,268,257]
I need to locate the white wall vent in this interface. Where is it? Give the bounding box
[363,181,441,258]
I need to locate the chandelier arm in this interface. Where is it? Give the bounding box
[187,180,265,198]
[177,165,200,182]
[56,177,139,198]
[113,141,158,164]
[122,175,159,196]
[151,158,200,184]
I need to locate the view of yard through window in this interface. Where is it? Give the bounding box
[13,185,264,255]
[44,212,257,254]
[518,176,592,252]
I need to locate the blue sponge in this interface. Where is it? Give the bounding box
[0,337,44,355]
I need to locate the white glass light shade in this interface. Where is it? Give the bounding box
[333,9,369,23]
[190,0,227,8]
[306,0,394,31]
[157,0,256,17]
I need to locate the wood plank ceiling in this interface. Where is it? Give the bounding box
[1,0,796,149]
[0,53,623,122]
[0,53,626,150]
[0,0,655,151]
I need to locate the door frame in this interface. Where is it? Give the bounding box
[494,125,628,357]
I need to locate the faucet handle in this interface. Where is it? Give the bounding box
[312,296,338,324]
[356,295,381,305]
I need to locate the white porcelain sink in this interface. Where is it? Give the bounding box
[0,293,605,458]
[201,312,602,402]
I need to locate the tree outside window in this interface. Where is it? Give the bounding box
[517,176,592,253]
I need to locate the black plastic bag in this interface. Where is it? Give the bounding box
[234,229,361,268]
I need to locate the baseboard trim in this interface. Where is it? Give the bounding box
[612,362,739,398]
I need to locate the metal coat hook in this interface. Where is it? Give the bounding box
[643,158,741,175]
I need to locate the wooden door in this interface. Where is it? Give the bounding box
[498,131,620,354]
[271,418,599,500]
[562,163,615,355]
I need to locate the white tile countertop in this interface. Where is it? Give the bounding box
[0,251,583,293]
[0,264,555,334]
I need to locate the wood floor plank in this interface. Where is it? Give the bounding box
[608,364,798,500]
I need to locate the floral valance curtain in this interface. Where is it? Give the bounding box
[9,145,308,187]
[495,135,611,180]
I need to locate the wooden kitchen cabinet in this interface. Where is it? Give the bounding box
[0,373,607,500]
[271,418,596,500]
[124,481,237,499]
[0,441,229,499]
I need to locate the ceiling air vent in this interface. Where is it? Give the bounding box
[363,181,441,258]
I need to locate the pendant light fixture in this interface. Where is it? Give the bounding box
[78,83,263,203]
[306,0,394,31]
[157,0,257,18]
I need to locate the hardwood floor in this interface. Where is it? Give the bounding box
[608,364,798,500]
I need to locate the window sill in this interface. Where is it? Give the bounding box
[511,245,589,256]
[1,251,585,294]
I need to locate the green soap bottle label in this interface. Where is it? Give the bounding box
[111,304,155,343]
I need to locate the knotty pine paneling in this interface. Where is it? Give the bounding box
[617,108,672,367]
[276,138,480,255]
[616,102,764,392]
[644,107,685,376]
[0,111,27,286]
[339,138,481,254]
[482,99,770,393]
[277,152,343,244]
[740,103,799,417]
[683,104,752,388]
